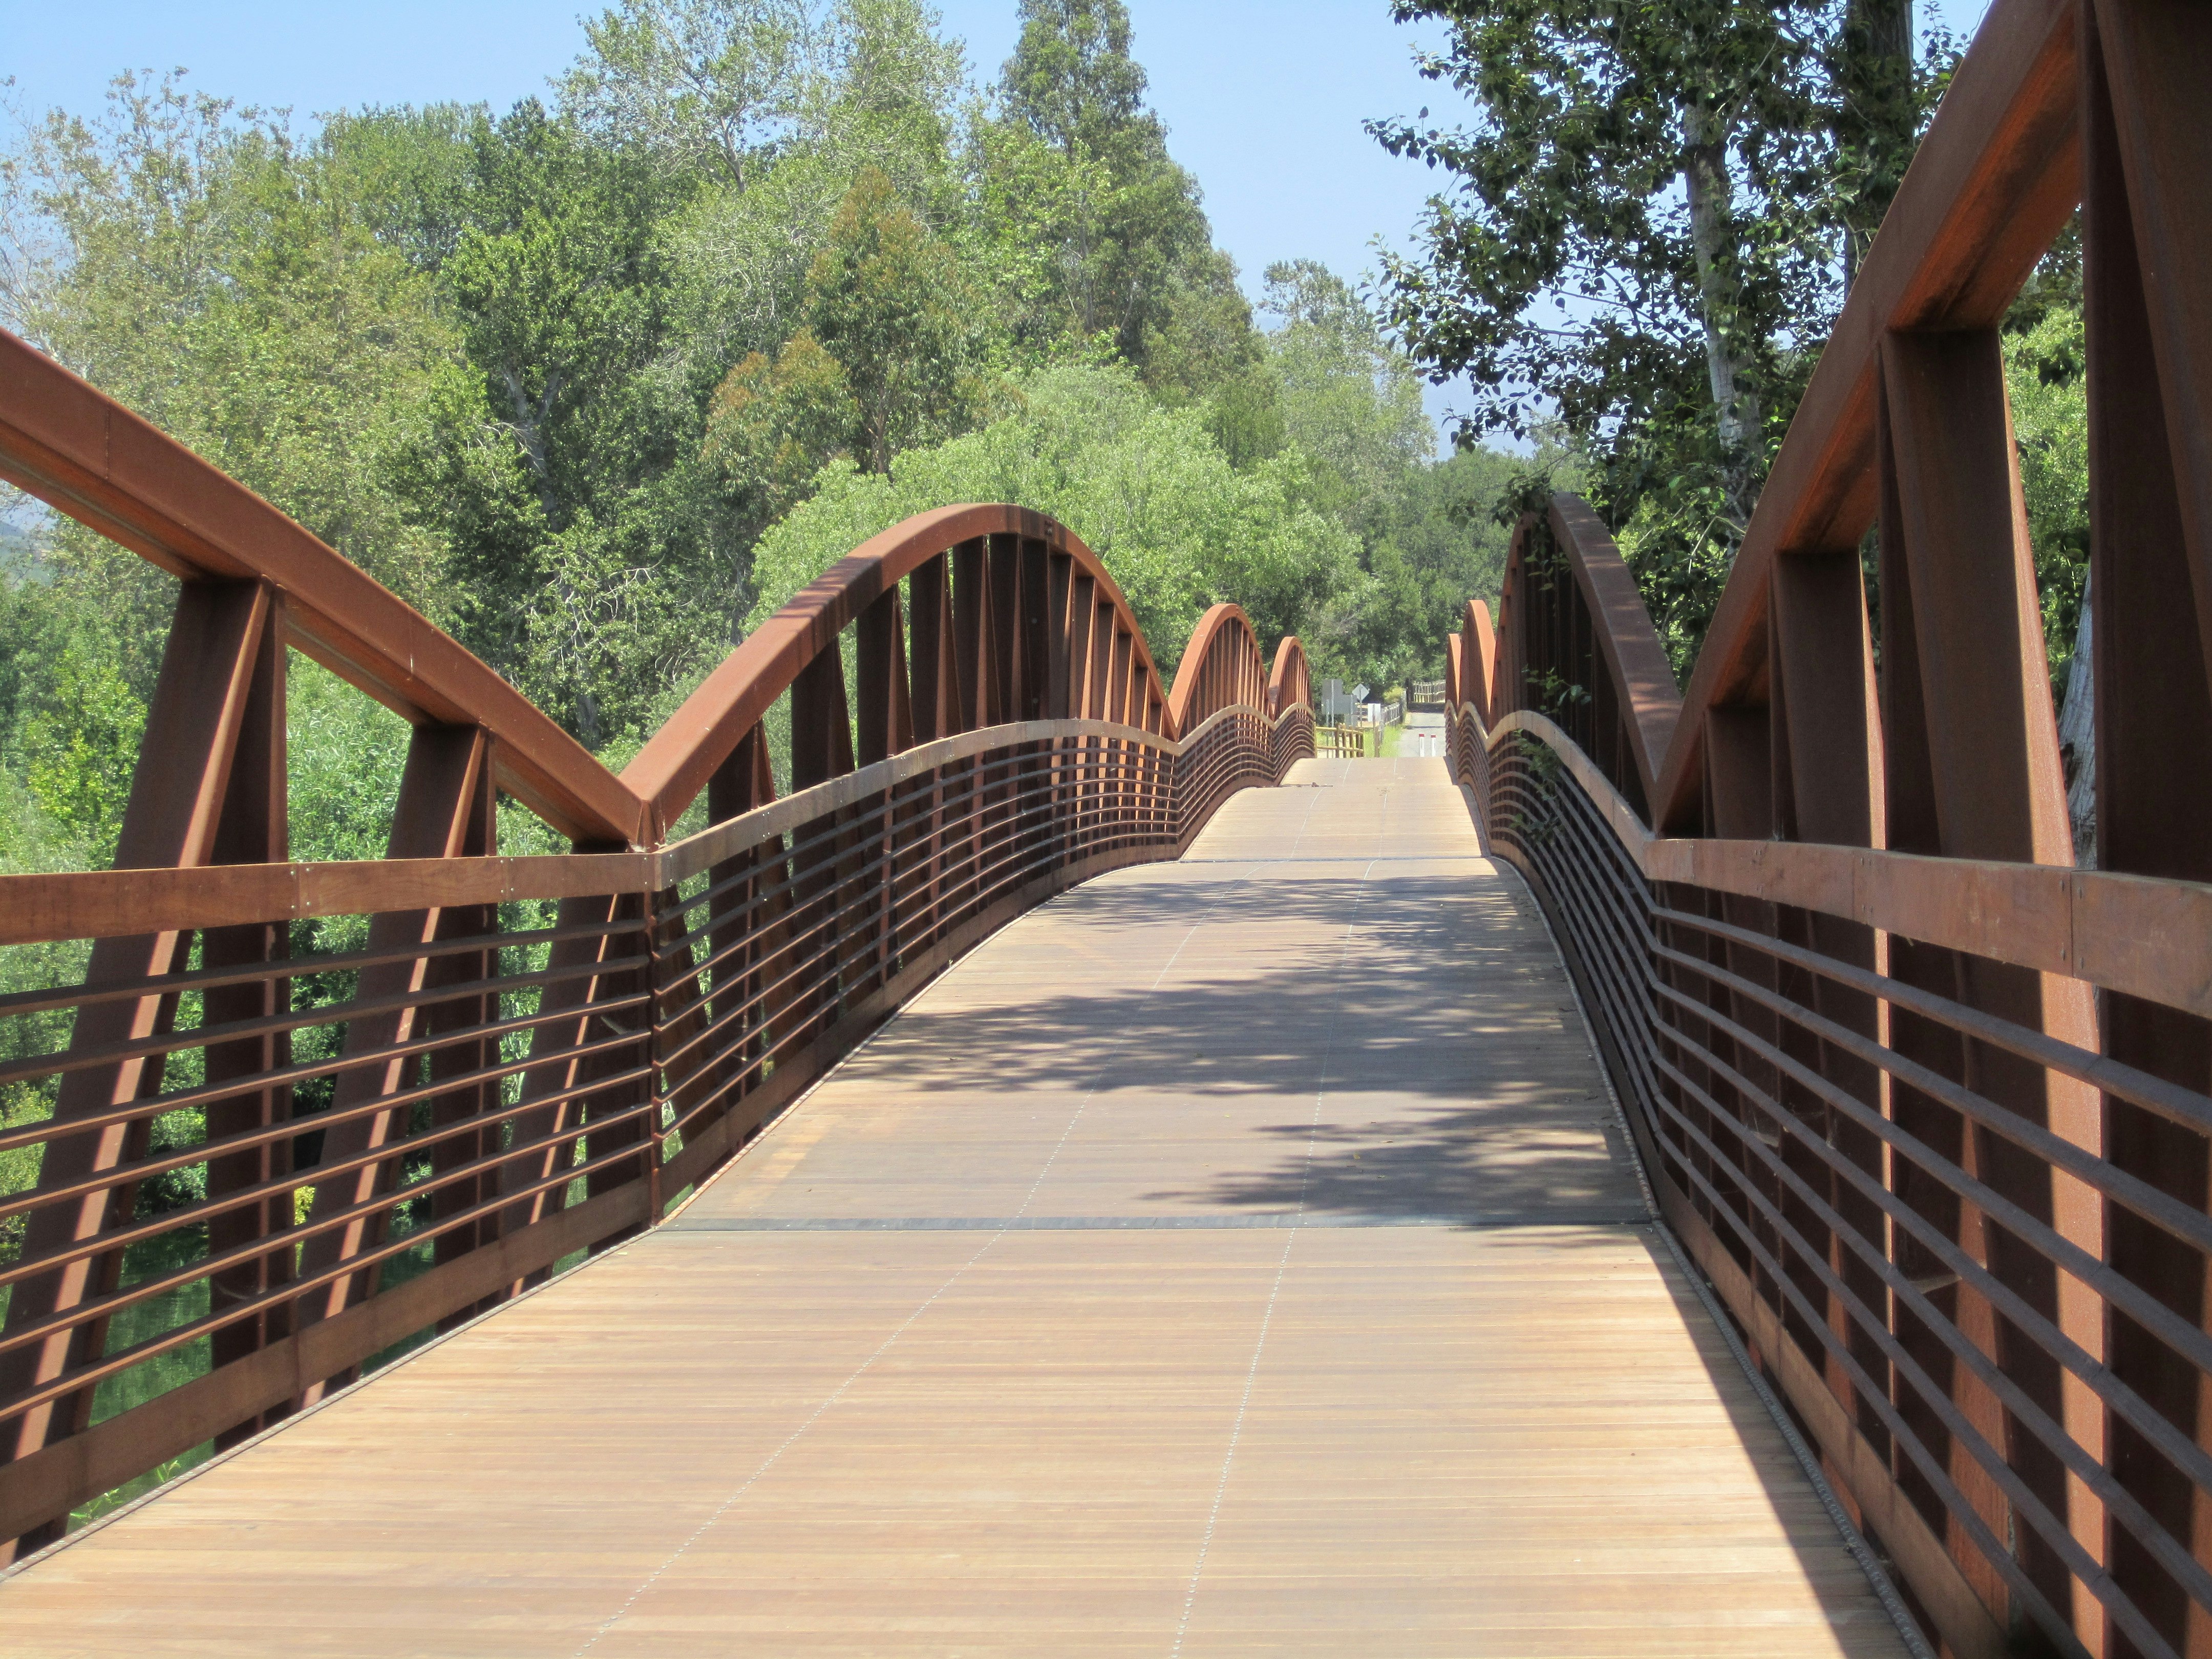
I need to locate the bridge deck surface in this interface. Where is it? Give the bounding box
[3,759,1905,1656]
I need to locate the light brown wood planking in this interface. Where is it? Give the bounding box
[0,758,1908,1655]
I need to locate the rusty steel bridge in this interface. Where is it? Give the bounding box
[1,2,2209,1653]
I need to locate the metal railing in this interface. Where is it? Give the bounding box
[0,329,1320,1554]
[1444,3,2212,1654]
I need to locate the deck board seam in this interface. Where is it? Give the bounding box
[658,1211,1651,1232]
[1172,854,1375,1653]
[572,863,1275,1655]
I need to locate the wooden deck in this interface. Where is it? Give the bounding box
[0,759,1909,1656]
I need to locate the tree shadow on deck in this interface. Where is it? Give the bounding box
[841,864,1648,1226]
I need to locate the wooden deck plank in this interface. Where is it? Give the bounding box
[0,757,1908,1656]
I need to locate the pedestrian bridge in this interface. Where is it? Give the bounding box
[3,3,2212,1654]
[2,761,1913,1655]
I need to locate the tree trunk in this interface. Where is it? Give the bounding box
[1683,119,1763,521]
[1839,0,1917,290]
[2056,575,2096,864]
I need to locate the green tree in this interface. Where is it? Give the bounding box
[378,99,729,745]
[983,0,1228,378]
[803,167,998,470]
[3,72,458,613]
[704,166,998,497]
[561,0,811,188]
[0,72,466,879]
[2002,228,2088,692]
[743,364,1364,680]
[1835,0,1920,286]
[1262,260,1432,539]
[1002,0,1150,157]
[17,639,143,861]
[655,0,968,407]
[1245,262,1517,687]
[1370,3,1953,670]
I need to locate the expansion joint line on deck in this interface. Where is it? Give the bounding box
[662,1210,1652,1231]
[1171,856,1376,1657]
[572,862,1269,1657]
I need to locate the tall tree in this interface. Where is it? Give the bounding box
[380,99,721,744]
[1263,260,1432,537]
[1835,0,1919,288]
[1002,0,1151,159]
[2,73,456,612]
[1369,3,1945,667]
[1372,4,1835,512]
[985,0,1225,375]
[705,167,995,497]
[560,0,812,189]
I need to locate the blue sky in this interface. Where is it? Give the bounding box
[4,0,1998,441]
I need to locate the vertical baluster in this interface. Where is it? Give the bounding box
[908,552,961,952]
[855,585,912,997]
[1017,539,1054,887]
[0,581,279,1557]
[952,538,993,925]
[1067,577,1099,859]
[789,645,856,1047]
[1878,327,2104,1639]
[1046,552,1076,871]
[2082,5,2212,1650]
[198,598,296,1442]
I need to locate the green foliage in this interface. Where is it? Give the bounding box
[745,364,1363,677]
[370,98,724,747]
[0,6,1525,903]
[1250,261,1513,685]
[1003,0,1150,156]
[287,655,414,865]
[3,73,460,613]
[1261,260,1431,536]
[19,637,144,862]
[705,166,1000,492]
[2004,230,2089,695]
[1371,2,1959,674]
[0,549,158,868]
[982,0,1223,376]
[560,0,810,187]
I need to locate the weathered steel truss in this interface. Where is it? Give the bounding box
[0,331,1315,1555]
[1445,3,2212,1654]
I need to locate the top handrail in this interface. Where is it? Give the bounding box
[624,504,1173,835]
[0,322,1310,856]
[1458,0,2082,832]
[1660,0,2078,828]
[0,329,645,848]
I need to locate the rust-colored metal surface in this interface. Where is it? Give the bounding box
[0,763,1913,1658]
[0,334,643,847]
[1443,2,2212,1655]
[0,330,1316,1552]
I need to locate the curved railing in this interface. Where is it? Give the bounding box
[1444,3,2212,1655]
[0,332,1315,1554]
